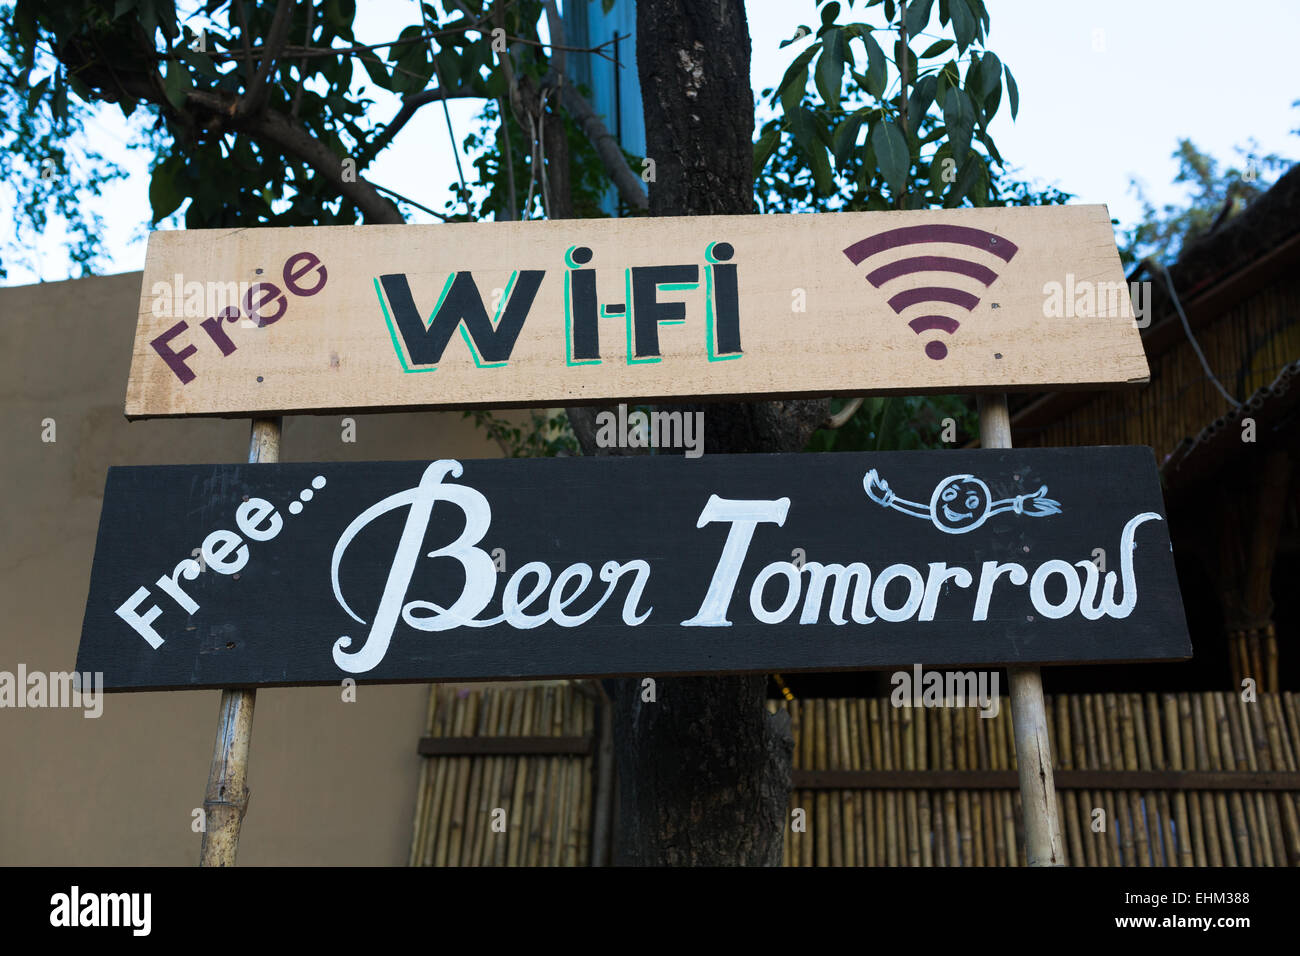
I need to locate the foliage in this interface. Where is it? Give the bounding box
[806,395,978,452]
[761,0,1057,452]
[8,0,599,229]
[0,2,133,279]
[463,408,578,457]
[457,94,615,223]
[1119,129,1295,268]
[5,0,1062,457]
[759,0,1020,211]
[757,99,1071,215]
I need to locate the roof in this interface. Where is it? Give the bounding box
[1012,163,1300,442]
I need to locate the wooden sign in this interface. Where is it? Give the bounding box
[124,206,1149,419]
[77,447,1189,690]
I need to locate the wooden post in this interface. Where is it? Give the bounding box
[198,417,281,866]
[978,395,1066,866]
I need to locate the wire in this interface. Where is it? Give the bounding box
[369,181,453,220]
[537,87,551,220]
[420,2,467,202]
[1150,261,1243,410]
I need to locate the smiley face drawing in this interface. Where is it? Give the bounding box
[863,469,1061,534]
[932,475,992,532]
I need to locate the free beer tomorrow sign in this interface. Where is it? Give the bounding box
[124,207,1149,418]
[76,448,1190,690]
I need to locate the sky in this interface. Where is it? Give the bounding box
[3,0,1297,286]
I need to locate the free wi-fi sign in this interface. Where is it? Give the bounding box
[124,205,1149,419]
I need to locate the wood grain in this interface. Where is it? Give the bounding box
[124,207,1149,419]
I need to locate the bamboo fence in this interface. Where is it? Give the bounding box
[409,687,1300,866]
[1019,276,1300,460]
[409,682,596,867]
[782,692,1300,866]
[1016,278,1300,692]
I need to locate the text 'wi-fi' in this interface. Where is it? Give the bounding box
[843,225,1020,360]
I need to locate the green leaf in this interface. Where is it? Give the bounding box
[905,74,936,137]
[978,52,1002,100]
[51,75,69,120]
[928,145,956,192]
[980,81,1002,129]
[964,53,983,106]
[754,124,780,177]
[484,65,508,99]
[884,0,896,24]
[821,2,842,26]
[946,153,988,207]
[1004,64,1019,120]
[905,0,934,36]
[148,157,185,223]
[157,3,178,39]
[188,49,219,79]
[816,27,845,109]
[791,106,834,195]
[942,86,974,161]
[434,51,459,88]
[808,140,835,195]
[358,51,389,88]
[778,46,817,113]
[863,32,887,98]
[978,126,1004,164]
[160,63,191,111]
[323,0,354,32]
[919,39,954,58]
[894,39,917,83]
[832,108,871,167]
[950,0,976,53]
[935,58,960,99]
[26,76,49,113]
[873,119,909,198]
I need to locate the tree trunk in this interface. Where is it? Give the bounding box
[566,0,828,866]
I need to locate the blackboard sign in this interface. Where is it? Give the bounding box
[77,448,1190,690]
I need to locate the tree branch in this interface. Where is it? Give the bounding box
[367,87,473,161]
[537,5,645,211]
[555,78,648,211]
[290,2,315,119]
[46,17,404,226]
[185,89,404,224]
[542,0,566,82]
[239,0,295,118]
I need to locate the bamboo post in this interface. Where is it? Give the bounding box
[199,417,280,867]
[828,700,844,866]
[978,395,1065,866]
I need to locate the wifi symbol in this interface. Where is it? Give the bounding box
[843,225,1019,360]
